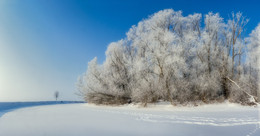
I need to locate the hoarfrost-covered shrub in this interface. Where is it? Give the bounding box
[77,9,259,106]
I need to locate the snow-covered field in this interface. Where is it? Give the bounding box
[0,102,260,136]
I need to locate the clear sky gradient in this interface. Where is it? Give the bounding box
[0,0,259,101]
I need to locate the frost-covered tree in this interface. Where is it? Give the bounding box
[247,24,260,102]
[77,9,259,105]
[103,40,133,103]
[77,58,110,104]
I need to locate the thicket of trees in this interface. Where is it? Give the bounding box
[77,9,260,106]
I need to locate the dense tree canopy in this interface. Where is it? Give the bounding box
[77,9,260,106]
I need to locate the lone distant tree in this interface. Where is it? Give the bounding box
[54,91,59,101]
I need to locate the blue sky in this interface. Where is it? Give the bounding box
[0,0,259,101]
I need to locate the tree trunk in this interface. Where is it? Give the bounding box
[231,44,235,79]
[207,44,211,75]
[222,77,229,99]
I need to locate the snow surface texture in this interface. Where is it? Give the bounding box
[0,102,260,136]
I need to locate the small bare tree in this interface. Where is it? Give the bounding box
[54,91,59,101]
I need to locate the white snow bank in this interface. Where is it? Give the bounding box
[0,103,259,136]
